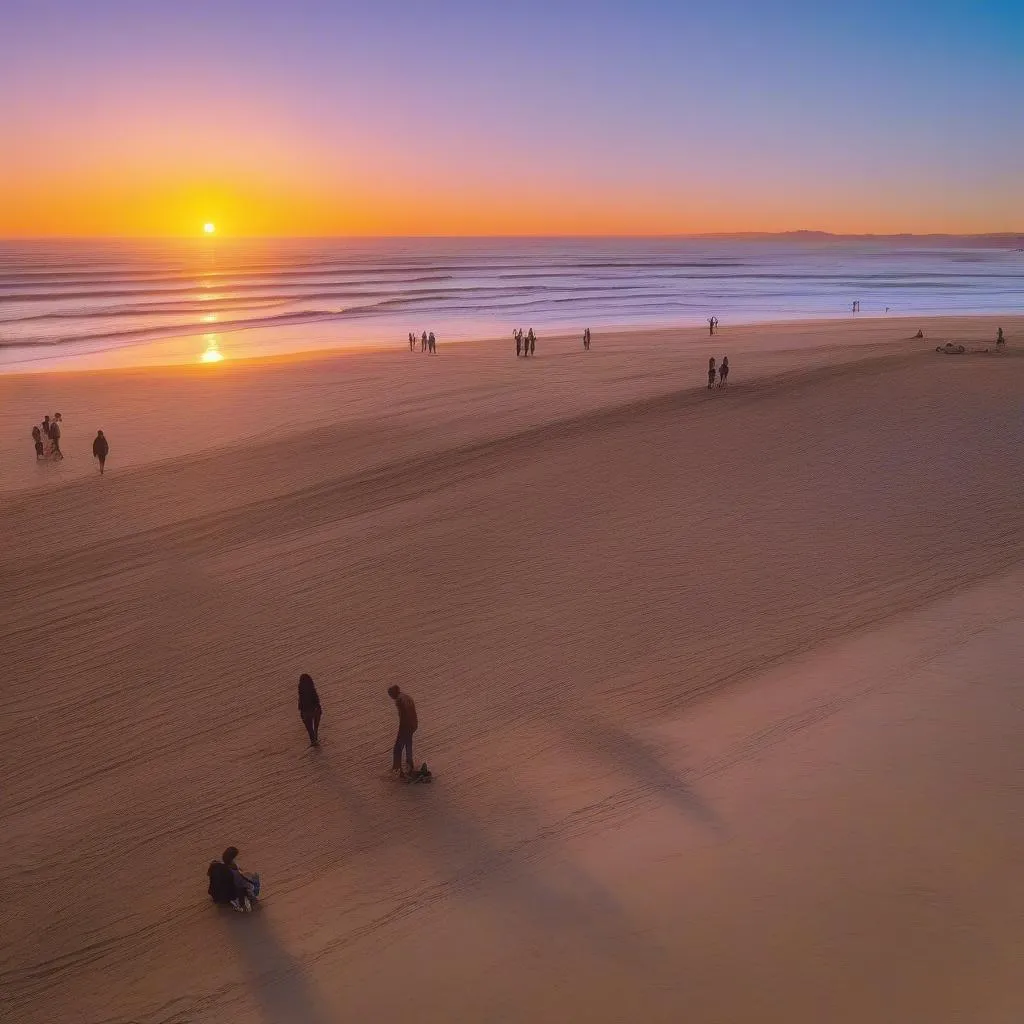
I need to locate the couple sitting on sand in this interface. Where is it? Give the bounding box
[207,847,261,913]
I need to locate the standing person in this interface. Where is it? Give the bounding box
[41,416,52,455]
[92,430,109,473]
[409,332,415,352]
[49,414,63,460]
[428,331,436,354]
[32,425,45,460]
[707,356,716,390]
[387,684,417,775]
[996,327,1005,348]
[297,672,322,747]
[719,355,729,387]
[515,329,522,358]
[528,328,536,357]
[708,317,715,336]
[421,331,427,353]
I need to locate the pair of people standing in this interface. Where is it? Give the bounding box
[295,673,419,776]
[708,317,720,336]
[514,328,536,357]
[708,355,729,389]
[418,331,437,354]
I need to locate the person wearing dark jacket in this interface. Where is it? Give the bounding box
[298,673,322,746]
[92,430,109,474]
[387,684,417,774]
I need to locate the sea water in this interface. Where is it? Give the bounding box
[1,236,1021,370]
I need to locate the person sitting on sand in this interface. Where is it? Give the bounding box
[92,430,109,474]
[708,356,716,390]
[298,672,322,747]
[719,355,729,386]
[221,846,261,911]
[388,684,418,775]
[32,425,45,460]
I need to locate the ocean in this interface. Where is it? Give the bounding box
[1,237,1021,371]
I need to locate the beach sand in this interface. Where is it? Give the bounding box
[1,317,1022,1023]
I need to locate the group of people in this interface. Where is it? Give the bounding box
[708,355,730,389]
[207,677,423,912]
[582,327,592,350]
[707,317,720,335]
[409,331,438,354]
[31,413,64,461]
[514,328,537,357]
[297,673,419,775]
[29,415,110,474]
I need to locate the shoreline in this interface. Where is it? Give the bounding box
[0,311,1017,378]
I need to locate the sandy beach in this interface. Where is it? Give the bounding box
[2,316,1022,1023]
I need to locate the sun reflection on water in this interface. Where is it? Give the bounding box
[200,335,224,363]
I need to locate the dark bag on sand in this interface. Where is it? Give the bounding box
[207,861,236,904]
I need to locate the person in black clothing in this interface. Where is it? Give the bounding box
[298,673,322,746]
[707,356,716,390]
[387,684,417,774]
[49,414,64,460]
[92,430,109,474]
[718,355,729,387]
[32,425,44,460]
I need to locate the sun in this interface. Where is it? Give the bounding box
[203,222,216,235]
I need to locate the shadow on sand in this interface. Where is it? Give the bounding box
[567,716,726,837]
[220,911,333,1024]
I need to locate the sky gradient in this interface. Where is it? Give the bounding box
[2,0,1022,237]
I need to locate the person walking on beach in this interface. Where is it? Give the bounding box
[49,413,63,460]
[707,356,717,390]
[32,425,45,460]
[387,684,417,774]
[92,430,109,473]
[298,672,322,747]
[719,355,729,387]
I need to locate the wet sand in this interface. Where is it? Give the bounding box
[1,317,1022,1023]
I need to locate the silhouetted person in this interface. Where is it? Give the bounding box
[515,329,522,357]
[428,331,436,354]
[421,331,427,353]
[708,356,716,390]
[719,355,729,386]
[708,317,715,336]
[32,425,44,460]
[49,414,63,460]
[387,684,417,774]
[409,332,415,352]
[528,328,536,356]
[996,327,1005,348]
[298,672,322,747]
[42,416,51,452]
[92,430,109,473]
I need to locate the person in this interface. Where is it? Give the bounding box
[32,425,45,460]
[708,317,715,336]
[41,416,52,454]
[298,672,322,746]
[428,331,436,354]
[996,327,1005,348]
[719,355,729,387]
[223,846,261,911]
[387,684,417,775]
[49,414,63,460]
[528,328,536,357]
[421,331,427,353]
[92,430,109,473]
[707,356,716,390]
[409,331,415,352]
[515,329,522,358]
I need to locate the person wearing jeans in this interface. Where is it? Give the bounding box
[388,685,417,773]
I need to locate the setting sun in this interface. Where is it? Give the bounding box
[203,222,216,235]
